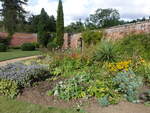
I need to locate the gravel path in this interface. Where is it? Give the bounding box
[0,56,40,66]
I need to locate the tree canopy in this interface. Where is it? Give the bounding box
[0,0,28,35]
[85,8,121,29]
[38,8,51,47]
[65,19,85,33]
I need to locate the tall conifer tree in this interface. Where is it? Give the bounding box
[56,0,64,47]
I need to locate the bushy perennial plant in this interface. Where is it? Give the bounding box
[114,69,143,103]
[0,62,49,98]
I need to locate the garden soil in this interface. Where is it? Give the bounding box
[17,80,150,113]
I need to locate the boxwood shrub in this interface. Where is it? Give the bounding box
[0,43,7,52]
[21,43,35,51]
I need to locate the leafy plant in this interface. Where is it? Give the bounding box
[82,30,103,45]
[113,69,143,103]
[98,96,110,107]
[93,40,118,62]
[47,42,58,51]
[135,63,150,86]
[21,43,35,51]
[49,73,121,105]
[0,43,7,52]
[48,74,91,100]
[117,33,150,60]
[0,62,49,87]
[0,79,19,98]
[49,55,91,77]
[0,62,49,98]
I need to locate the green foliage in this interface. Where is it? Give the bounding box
[32,42,40,48]
[21,43,35,51]
[56,0,64,47]
[0,96,81,113]
[38,8,51,47]
[93,40,118,62]
[26,14,56,33]
[0,0,27,35]
[114,69,143,103]
[10,46,21,49]
[65,19,85,33]
[47,42,58,51]
[135,63,150,86]
[49,73,121,105]
[49,54,91,77]
[0,43,7,52]
[117,34,150,60]
[48,74,91,100]
[86,8,121,29]
[0,37,10,45]
[82,30,103,45]
[98,96,110,107]
[0,62,49,97]
[0,79,19,98]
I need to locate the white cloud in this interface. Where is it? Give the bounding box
[26,0,150,25]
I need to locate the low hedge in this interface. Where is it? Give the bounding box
[0,43,7,52]
[21,43,35,51]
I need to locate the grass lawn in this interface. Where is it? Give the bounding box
[0,96,82,113]
[0,49,41,61]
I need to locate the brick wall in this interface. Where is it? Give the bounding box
[0,32,37,46]
[105,21,150,40]
[63,33,82,49]
[63,21,150,49]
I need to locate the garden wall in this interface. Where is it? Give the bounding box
[63,20,150,49]
[105,20,150,40]
[0,32,37,46]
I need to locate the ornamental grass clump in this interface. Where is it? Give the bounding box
[93,40,118,63]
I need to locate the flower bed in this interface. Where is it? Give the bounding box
[0,62,50,98]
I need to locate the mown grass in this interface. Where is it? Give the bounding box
[0,49,41,61]
[0,96,84,113]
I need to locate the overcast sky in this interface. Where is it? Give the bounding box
[26,0,150,25]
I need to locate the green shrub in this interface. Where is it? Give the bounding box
[49,55,91,77]
[135,63,150,86]
[114,69,143,103]
[32,42,40,48]
[0,62,49,87]
[10,46,21,49]
[47,42,58,50]
[117,34,150,60]
[0,43,7,52]
[82,30,103,45]
[49,73,121,105]
[0,62,49,98]
[0,37,10,45]
[0,79,19,98]
[93,40,118,62]
[21,43,35,51]
[48,74,91,100]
